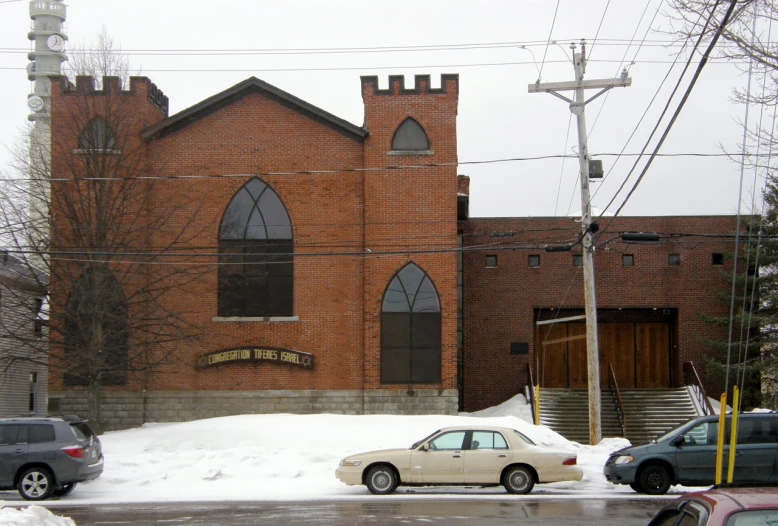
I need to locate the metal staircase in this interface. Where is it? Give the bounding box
[538,387,699,445]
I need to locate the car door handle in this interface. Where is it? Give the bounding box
[452,454,461,458]
[14,449,25,454]
[498,454,507,458]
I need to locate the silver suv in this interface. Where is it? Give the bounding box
[0,415,103,500]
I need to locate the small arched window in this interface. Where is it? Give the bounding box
[380,263,441,384]
[218,177,293,317]
[79,117,117,151]
[391,118,429,151]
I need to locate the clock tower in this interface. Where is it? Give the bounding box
[27,0,67,120]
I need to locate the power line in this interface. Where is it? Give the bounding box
[587,0,612,61]
[0,151,765,184]
[537,0,561,83]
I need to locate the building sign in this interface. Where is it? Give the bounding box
[196,347,314,370]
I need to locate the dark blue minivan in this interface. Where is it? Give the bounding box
[603,413,778,494]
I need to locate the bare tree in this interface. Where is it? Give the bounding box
[666,0,778,409]
[0,32,208,431]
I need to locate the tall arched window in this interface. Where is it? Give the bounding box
[64,266,128,386]
[391,118,429,151]
[219,177,293,317]
[78,117,117,151]
[381,263,441,383]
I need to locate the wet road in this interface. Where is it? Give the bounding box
[49,497,670,525]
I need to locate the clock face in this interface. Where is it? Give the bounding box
[28,95,45,113]
[47,35,64,52]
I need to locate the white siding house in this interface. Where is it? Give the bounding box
[0,251,48,416]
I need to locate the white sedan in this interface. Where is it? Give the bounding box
[335,425,582,495]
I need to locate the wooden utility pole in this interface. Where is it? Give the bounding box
[528,40,632,445]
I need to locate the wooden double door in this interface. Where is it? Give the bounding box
[535,322,670,388]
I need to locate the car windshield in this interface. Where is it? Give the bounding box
[411,430,440,449]
[512,430,536,445]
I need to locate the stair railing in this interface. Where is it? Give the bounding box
[526,363,539,425]
[608,363,627,438]
[683,361,714,416]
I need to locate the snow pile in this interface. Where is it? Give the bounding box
[0,503,75,526]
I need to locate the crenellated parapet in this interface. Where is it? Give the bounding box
[361,74,459,98]
[55,76,169,117]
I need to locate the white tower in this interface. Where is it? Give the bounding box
[26,1,67,270]
[27,0,67,120]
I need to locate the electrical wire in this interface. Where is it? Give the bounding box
[537,0,561,83]
[587,0,612,62]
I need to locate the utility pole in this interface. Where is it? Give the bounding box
[528,40,632,445]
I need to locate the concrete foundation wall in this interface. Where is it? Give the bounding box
[48,389,459,431]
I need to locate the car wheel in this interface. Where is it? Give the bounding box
[17,467,54,501]
[629,481,644,493]
[53,483,77,497]
[365,465,398,495]
[503,465,535,495]
[638,464,671,495]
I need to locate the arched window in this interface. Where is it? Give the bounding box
[219,177,293,317]
[64,266,128,386]
[381,263,441,383]
[78,117,117,150]
[391,118,429,151]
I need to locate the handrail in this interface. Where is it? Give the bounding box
[526,363,539,425]
[608,363,627,438]
[683,361,715,415]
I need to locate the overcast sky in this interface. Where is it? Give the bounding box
[0,0,762,219]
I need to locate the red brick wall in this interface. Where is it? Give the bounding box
[48,74,460,396]
[460,216,743,411]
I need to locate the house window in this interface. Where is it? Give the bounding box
[29,373,37,413]
[33,298,43,336]
[528,255,540,268]
[623,254,634,267]
[485,255,497,268]
[573,255,583,267]
[381,263,441,384]
[391,118,429,151]
[79,117,117,150]
[713,253,724,265]
[669,253,681,266]
[218,178,293,317]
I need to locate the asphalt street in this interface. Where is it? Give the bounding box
[48,497,671,525]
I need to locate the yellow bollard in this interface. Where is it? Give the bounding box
[715,393,726,485]
[726,386,740,484]
[534,385,540,426]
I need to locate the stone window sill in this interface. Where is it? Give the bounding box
[73,149,122,155]
[387,150,434,156]
[212,316,299,323]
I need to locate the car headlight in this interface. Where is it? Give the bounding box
[340,459,362,467]
[613,455,634,465]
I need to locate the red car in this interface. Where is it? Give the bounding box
[648,486,778,526]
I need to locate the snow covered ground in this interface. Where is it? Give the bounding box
[0,394,709,525]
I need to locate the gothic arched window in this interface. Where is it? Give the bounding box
[78,117,117,151]
[64,266,128,386]
[391,118,429,151]
[218,178,293,317]
[380,263,441,383]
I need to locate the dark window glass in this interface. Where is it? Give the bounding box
[64,266,128,387]
[79,117,117,150]
[669,253,681,266]
[391,118,429,151]
[648,510,684,526]
[713,253,724,265]
[28,424,55,444]
[528,255,540,268]
[0,425,21,445]
[380,263,441,384]
[485,255,497,268]
[573,255,583,267]
[623,254,634,267]
[218,178,293,317]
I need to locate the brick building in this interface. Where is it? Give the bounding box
[44,73,740,429]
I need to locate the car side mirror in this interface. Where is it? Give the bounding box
[421,443,430,452]
[672,436,684,447]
